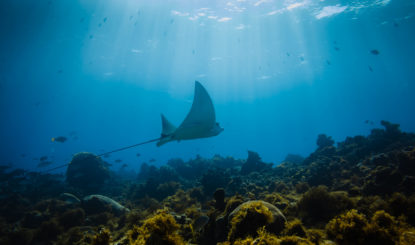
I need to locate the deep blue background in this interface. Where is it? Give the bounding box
[1,0,414,173]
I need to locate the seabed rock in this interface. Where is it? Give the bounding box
[82,194,130,216]
[59,192,81,205]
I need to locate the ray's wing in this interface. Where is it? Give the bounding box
[178,81,215,129]
[160,114,177,137]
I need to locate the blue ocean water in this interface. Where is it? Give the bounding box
[0,0,414,173]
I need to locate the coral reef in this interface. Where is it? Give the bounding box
[317,134,335,149]
[241,151,272,175]
[66,152,110,194]
[1,120,415,245]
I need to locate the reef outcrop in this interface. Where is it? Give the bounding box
[66,152,110,194]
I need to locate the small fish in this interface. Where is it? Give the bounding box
[393,21,399,27]
[37,160,53,168]
[299,56,304,62]
[170,19,174,24]
[57,69,63,74]
[334,47,340,51]
[326,60,331,65]
[192,215,209,232]
[149,158,156,163]
[368,65,373,72]
[89,35,94,39]
[51,136,67,143]
[103,17,107,22]
[40,156,48,161]
[115,159,122,163]
[192,49,195,55]
[80,17,85,23]
[286,52,290,57]
[370,49,380,55]
[20,154,27,158]
[136,153,141,157]
[121,163,128,168]
[98,23,102,27]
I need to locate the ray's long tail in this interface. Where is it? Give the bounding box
[43,137,161,173]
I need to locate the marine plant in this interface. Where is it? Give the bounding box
[278,235,314,245]
[283,219,307,238]
[218,227,280,245]
[227,201,280,241]
[387,192,415,226]
[295,182,310,194]
[261,192,289,211]
[297,185,354,225]
[269,181,290,194]
[363,210,398,245]
[399,229,415,245]
[3,228,33,245]
[224,194,245,217]
[163,189,199,214]
[32,219,64,243]
[58,208,85,229]
[326,209,402,245]
[58,226,90,245]
[91,228,111,245]
[326,209,368,245]
[305,229,325,245]
[127,209,184,245]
